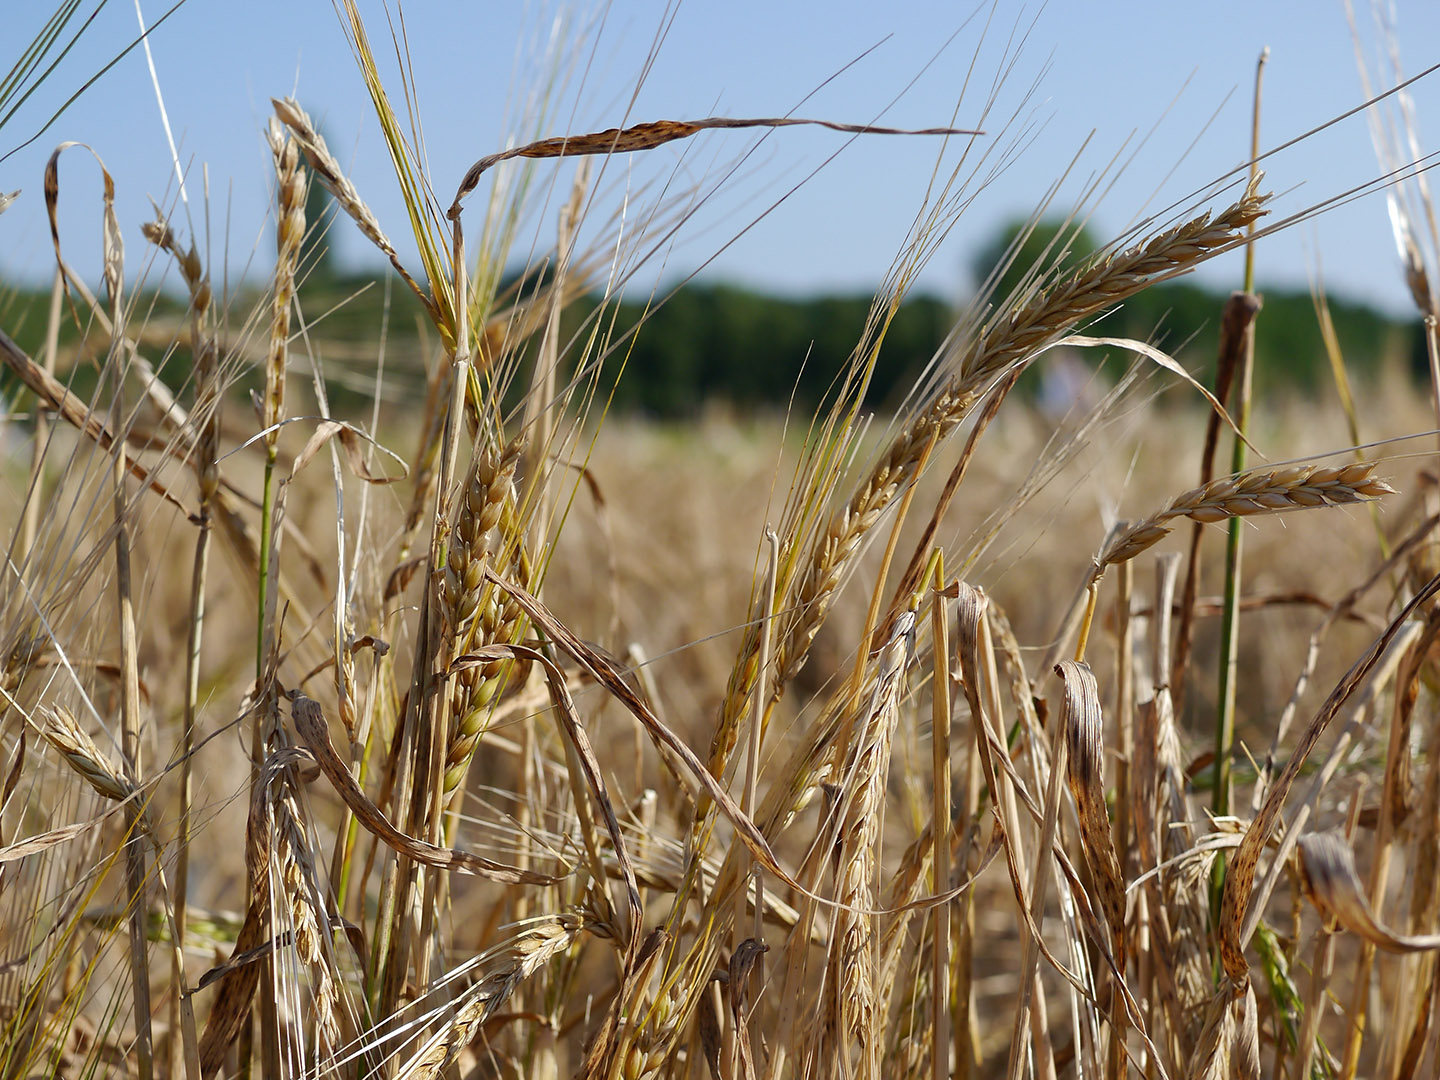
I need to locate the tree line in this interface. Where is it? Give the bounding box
[0,215,1419,419]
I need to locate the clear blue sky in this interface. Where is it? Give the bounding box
[4,1,1440,315]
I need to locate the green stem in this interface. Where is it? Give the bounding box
[1213,47,1268,911]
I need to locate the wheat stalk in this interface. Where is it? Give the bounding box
[267,764,341,1054]
[957,180,1269,393]
[820,609,913,1080]
[713,184,1272,783]
[142,210,219,1080]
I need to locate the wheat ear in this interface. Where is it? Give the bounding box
[715,184,1272,778]
[821,609,913,1080]
[398,914,587,1080]
[957,178,1270,392]
[271,96,434,316]
[440,439,529,800]
[1097,462,1396,577]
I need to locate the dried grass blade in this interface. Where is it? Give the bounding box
[284,419,407,485]
[287,691,559,885]
[0,327,196,519]
[959,595,1170,1078]
[1298,832,1440,953]
[42,140,113,301]
[454,643,642,949]
[1,726,22,816]
[0,812,122,863]
[1254,512,1440,810]
[449,115,981,216]
[480,566,796,890]
[1061,335,1248,444]
[1060,661,1125,949]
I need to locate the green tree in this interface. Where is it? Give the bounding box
[970,216,1100,308]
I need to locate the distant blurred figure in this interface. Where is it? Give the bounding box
[1036,348,1101,424]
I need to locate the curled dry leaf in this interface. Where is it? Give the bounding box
[480,566,796,889]
[1059,334,1249,446]
[449,115,982,218]
[287,691,560,885]
[729,938,768,1080]
[1298,831,1440,953]
[284,419,408,486]
[453,643,642,954]
[1058,660,1126,947]
[43,141,114,290]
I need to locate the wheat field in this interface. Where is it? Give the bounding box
[3,4,1440,1080]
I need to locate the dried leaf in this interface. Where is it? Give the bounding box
[481,566,797,892]
[284,418,406,485]
[454,643,642,946]
[288,692,559,885]
[1299,831,1440,952]
[730,938,768,1080]
[1060,334,1250,447]
[450,115,981,217]
[44,141,114,283]
[1059,659,1126,945]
